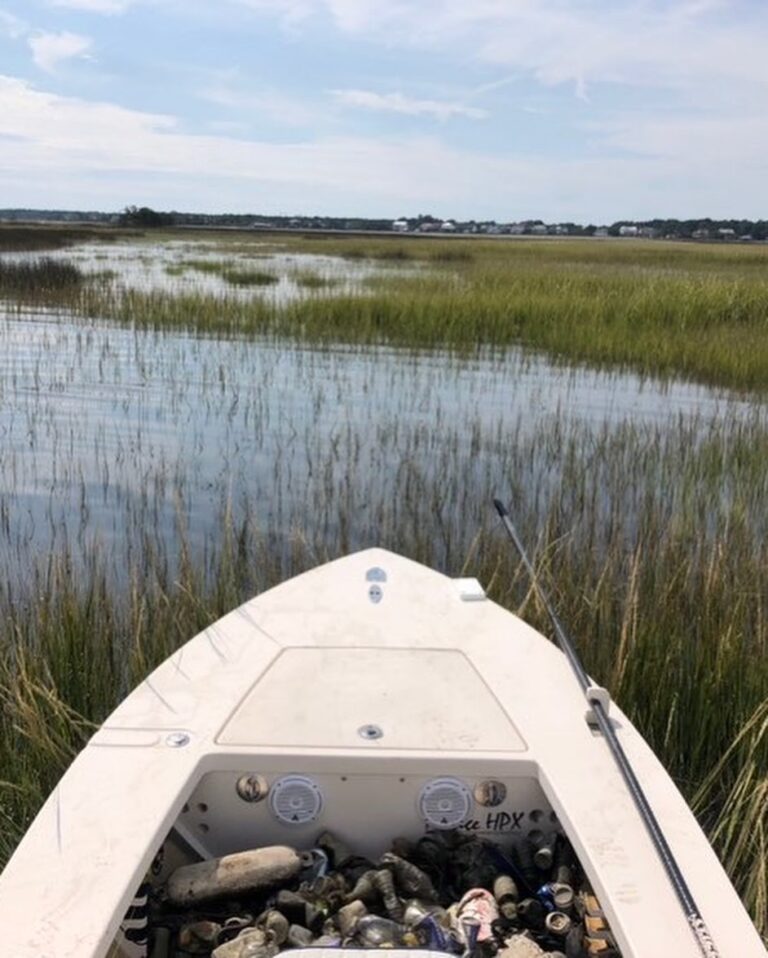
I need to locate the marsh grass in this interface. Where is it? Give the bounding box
[183,259,226,274]
[66,235,768,391]
[222,268,279,286]
[0,257,83,296]
[294,271,340,289]
[428,248,474,263]
[0,225,126,252]
[179,260,279,286]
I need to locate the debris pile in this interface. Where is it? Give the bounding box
[148,831,620,958]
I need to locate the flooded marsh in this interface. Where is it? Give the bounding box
[23,237,421,304]
[0,228,767,936]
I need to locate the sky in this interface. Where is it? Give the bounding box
[0,0,766,222]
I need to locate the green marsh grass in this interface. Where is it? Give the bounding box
[0,224,127,252]
[180,259,279,286]
[294,271,340,289]
[222,267,279,286]
[0,257,83,296]
[66,234,768,391]
[183,259,226,274]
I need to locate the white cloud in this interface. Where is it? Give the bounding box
[48,0,134,12]
[207,120,251,134]
[332,89,488,121]
[235,1,768,99]
[469,3,768,98]
[200,78,320,128]
[29,31,92,72]
[588,111,768,165]
[231,0,314,27]
[0,73,766,222]
[1,2,766,219]
[0,8,28,37]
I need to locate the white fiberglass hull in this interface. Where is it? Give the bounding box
[0,549,763,957]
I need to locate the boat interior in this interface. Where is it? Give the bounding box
[110,757,620,957]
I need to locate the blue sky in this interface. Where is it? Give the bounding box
[0,0,766,221]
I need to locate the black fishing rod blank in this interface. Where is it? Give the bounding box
[492,498,721,958]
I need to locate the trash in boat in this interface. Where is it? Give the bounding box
[168,847,302,905]
[147,830,620,957]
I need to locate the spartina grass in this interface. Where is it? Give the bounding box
[0,258,83,295]
[294,271,339,289]
[222,268,279,286]
[0,225,126,252]
[64,235,768,390]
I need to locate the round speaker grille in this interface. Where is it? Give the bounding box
[419,777,472,829]
[269,775,323,825]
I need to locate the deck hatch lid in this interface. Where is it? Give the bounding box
[216,647,526,751]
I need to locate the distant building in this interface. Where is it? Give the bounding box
[440,220,457,232]
[530,224,547,235]
[692,229,710,240]
[717,228,736,240]
[392,219,409,232]
[618,225,639,237]
[594,228,609,238]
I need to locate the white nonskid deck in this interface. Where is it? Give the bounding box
[0,548,764,957]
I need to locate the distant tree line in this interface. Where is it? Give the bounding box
[1,207,767,240]
[605,218,768,240]
[119,206,176,228]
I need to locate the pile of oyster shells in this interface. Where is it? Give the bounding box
[150,830,620,958]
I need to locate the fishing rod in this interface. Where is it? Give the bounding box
[492,498,721,958]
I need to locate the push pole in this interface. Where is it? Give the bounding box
[492,498,721,958]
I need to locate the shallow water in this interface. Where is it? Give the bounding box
[3,239,419,303]
[1,302,765,587]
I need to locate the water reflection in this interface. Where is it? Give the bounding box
[1,305,765,588]
[4,239,420,303]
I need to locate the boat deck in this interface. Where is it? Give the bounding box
[0,549,763,957]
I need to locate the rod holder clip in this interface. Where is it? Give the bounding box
[585,685,610,727]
